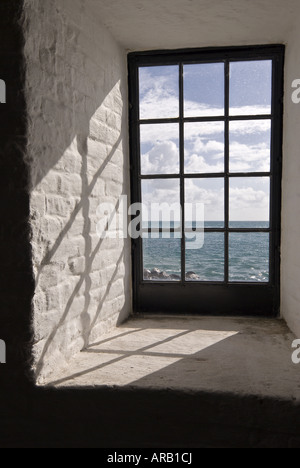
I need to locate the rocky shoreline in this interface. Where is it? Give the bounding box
[144,268,200,281]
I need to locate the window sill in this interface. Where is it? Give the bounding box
[42,315,299,402]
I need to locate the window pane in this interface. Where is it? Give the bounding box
[142,179,181,281]
[229,60,272,116]
[185,178,224,226]
[139,66,179,119]
[229,177,270,228]
[140,123,179,175]
[185,122,224,174]
[229,233,269,282]
[186,233,224,282]
[143,238,181,281]
[184,63,224,117]
[142,179,181,223]
[229,120,271,173]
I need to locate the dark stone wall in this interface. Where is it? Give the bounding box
[0,0,34,392]
[0,0,35,444]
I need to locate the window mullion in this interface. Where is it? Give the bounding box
[225,60,230,284]
[179,63,185,283]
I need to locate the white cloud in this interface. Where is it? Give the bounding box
[184,100,224,117]
[185,154,224,174]
[141,96,179,119]
[141,123,179,143]
[230,185,270,221]
[190,136,224,155]
[140,120,270,148]
[230,142,269,161]
[185,122,224,139]
[141,136,270,177]
[139,71,179,119]
[142,141,179,175]
[230,120,271,135]
[140,79,271,123]
[204,140,224,153]
[142,178,270,222]
[139,72,271,221]
[229,141,270,172]
[184,123,224,173]
[142,179,181,221]
[185,179,224,221]
[230,105,271,116]
[230,187,267,205]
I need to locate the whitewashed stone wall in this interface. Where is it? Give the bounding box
[281,28,300,338]
[23,0,132,382]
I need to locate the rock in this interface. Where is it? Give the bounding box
[151,268,161,278]
[186,271,200,280]
[170,274,181,281]
[144,269,151,279]
[145,268,189,281]
[159,270,170,279]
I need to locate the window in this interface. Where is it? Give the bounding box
[128,45,284,316]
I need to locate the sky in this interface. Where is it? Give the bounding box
[139,60,272,222]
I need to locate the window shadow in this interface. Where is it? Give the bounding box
[34,130,130,379]
[28,31,131,381]
[45,317,297,402]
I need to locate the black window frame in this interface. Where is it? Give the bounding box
[128,45,284,317]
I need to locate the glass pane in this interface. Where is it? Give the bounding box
[185,178,224,227]
[139,66,179,119]
[142,179,181,281]
[186,233,224,282]
[229,233,270,282]
[142,179,181,226]
[143,238,181,281]
[140,123,179,175]
[229,177,270,228]
[229,120,271,173]
[185,122,224,174]
[229,60,272,116]
[184,63,224,117]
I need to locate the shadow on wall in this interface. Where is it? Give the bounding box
[25,1,131,382]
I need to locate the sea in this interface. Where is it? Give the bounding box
[143,221,270,283]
